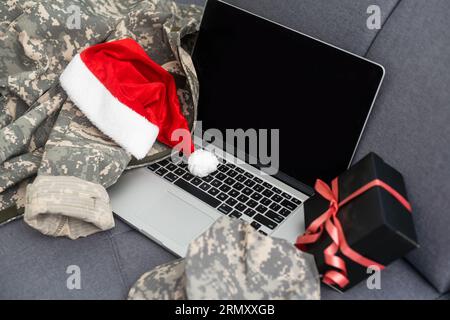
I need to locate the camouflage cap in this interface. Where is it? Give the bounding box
[129,217,320,300]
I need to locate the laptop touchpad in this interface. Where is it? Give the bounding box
[141,191,215,246]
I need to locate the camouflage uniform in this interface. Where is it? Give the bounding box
[128,217,321,300]
[0,0,202,234]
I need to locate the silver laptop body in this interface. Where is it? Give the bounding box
[108,0,385,257]
[109,141,309,257]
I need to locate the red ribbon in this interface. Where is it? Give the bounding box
[296,178,412,289]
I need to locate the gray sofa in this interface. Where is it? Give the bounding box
[0,0,449,300]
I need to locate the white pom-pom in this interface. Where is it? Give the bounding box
[188,150,219,177]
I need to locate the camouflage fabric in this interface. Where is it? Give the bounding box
[0,0,202,227]
[128,217,321,300]
[25,175,113,239]
[23,98,130,238]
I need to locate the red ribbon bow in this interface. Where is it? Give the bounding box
[296,178,412,289]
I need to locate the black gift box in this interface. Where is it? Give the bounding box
[300,152,419,291]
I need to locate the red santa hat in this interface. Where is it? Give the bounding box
[60,38,218,177]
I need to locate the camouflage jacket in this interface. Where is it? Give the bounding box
[0,0,201,233]
[128,217,321,300]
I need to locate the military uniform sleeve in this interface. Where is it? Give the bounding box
[24,100,131,239]
[0,0,115,218]
[3,0,203,235]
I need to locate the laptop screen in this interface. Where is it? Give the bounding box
[192,0,384,190]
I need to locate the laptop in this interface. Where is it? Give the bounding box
[108,0,385,257]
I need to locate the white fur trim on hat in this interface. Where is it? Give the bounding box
[60,54,159,160]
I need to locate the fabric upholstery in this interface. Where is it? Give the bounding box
[0,218,441,300]
[109,224,176,291]
[321,259,438,300]
[0,219,125,299]
[0,219,176,299]
[0,0,448,299]
[353,0,450,293]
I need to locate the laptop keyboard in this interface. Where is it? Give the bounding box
[147,156,302,234]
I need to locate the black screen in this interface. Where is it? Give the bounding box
[193,0,384,189]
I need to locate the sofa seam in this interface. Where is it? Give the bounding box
[106,231,130,295]
[109,229,133,238]
[437,292,450,300]
[364,0,402,57]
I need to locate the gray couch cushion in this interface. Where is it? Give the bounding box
[0,219,176,299]
[321,259,438,300]
[0,219,125,299]
[109,225,175,290]
[0,218,440,299]
[109,225,440,300]
[354,0,450,293]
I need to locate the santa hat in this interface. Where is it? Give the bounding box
[60,38,218,177]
